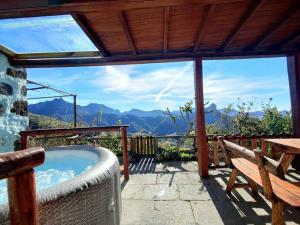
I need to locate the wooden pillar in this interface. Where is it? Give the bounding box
[73,95,77,128]
[194,57,209,177]
[287,53,300,170]
[10,137,42,225]
[121,127,129,180]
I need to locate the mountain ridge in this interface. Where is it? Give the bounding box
[29,98,283,135]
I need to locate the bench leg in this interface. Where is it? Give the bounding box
[248,178,258,195]
[272,200,284,225]
[226,168,238,194]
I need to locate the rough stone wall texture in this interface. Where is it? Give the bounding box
[0,53,28,152]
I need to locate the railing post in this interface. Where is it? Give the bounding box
[8,146,44,225]
[73,95,77,128]
[20,133,29,150]
[121,127,129,180]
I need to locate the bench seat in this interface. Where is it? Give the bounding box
[232,157,300,207]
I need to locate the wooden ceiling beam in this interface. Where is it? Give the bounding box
[218,0,265,52]
[72,14,110,57]
[11,49,293,68]
[0,0,251,16]
[246,5,300,51]
[119,11,137,55]
[193,4,215,52]
[163,7,170,53]
[0,0,252,20]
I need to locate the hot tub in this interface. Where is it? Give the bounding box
[0,145,121,225]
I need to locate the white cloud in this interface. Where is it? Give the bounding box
[93,63,195,108]
[155,62,193,102]
[92,64,289,110]
[28,62,290,110]
[203,73,288,106]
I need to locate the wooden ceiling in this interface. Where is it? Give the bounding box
[1,0,300,67]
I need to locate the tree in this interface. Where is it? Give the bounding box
[260,100,292,134]
[207,98,292,136]
[232,99,261,135]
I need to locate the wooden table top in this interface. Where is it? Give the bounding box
[265,138,300,154]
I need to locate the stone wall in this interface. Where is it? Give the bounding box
[0,53,28,152]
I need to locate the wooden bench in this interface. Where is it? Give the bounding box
[219,139,300,225]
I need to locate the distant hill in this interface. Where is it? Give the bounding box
[28,99,225,134]
[29,113,72,129]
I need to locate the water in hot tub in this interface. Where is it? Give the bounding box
[0,149,98,204]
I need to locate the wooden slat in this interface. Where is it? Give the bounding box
[251,138,257,150]
[119,11,137,55]
[163,6,170,53]
[137,137,140,154]
[144,137,147,155]
[72,14,109,57]
[218,0,265,51]
[193,4,215,52]
[261,139,267,155]
[246,5,300,50]
[240,138,247,147]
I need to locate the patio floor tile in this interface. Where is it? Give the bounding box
[143,184,178,200]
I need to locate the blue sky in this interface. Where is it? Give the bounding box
[0,15,291,111]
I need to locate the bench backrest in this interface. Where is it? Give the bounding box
[218,138,283,177]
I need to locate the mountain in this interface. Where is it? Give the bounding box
[123,109,163,118]
[28,98,223,135]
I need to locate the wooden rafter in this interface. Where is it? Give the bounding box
[163,7,170,53]
[246,5,300,50]
[119,11,137,55]
[275,28,300,49]
[218,0,265,52]
[193,4,215,52]
[72,14,110,57]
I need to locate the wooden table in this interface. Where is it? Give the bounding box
[265,138,300,174]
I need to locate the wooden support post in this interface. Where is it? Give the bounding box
[20,134,29,150]
[194,57,209,177]
[8,170,39,225]
[6,148,45,225]
[121,127,129,180]
[213,141,219,166]
[272,200,284,225]
[73,95,77,128]
[226,168,238,193]
[287,53,300,170]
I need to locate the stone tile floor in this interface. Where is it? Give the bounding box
[120,158,300,225]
